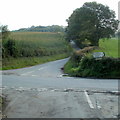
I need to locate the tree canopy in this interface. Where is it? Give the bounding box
[66,2,119,46]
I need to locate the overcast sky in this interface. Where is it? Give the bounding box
[0,0,119,30]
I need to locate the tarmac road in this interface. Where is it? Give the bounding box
[1,58,119,118]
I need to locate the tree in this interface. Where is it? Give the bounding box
[66,2,119,46]
[1,25,18,58]
[1,25,10,39]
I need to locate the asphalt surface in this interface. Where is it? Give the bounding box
[1,58,119,118]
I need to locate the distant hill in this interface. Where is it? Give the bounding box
[13,25,65,32]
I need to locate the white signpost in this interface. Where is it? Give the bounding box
[93,52,105,58]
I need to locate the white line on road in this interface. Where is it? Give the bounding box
[57,74,63,78]
[84,90,94,109]
[21,71,34,76]
[97,105,101,109]
[38,67,45,70]
[31,75,37,77]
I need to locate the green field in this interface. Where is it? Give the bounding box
[2,32,71,70]
[96,38,119,58]
[10,32,69,56]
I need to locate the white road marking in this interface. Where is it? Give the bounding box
[57,74,63,78]
[21,71,34,76]
[97,105,101,109]
[31,75,37,77]
[38,67,45,70]
[84,90,94,109]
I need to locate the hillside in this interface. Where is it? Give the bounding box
[2,32,71,70]
[13,25,65,32]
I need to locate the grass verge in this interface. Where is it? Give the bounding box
[2,53,69,70]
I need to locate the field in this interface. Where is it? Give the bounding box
[10,32,69,56]
[2,32,71,70]
[96,38,119,58]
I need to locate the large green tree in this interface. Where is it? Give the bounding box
[66,2,119,46]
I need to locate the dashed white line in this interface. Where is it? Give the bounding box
[57,74,63,78]
[97,105,101,109]
[31,75,37,77]
[21,71,34,76]
[84,90,94,109]
[38,67,45,70]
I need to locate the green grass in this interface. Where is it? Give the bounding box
[64,59,74,74]
[94,38,119,58]
[2,53,69,70]
[2,32,72,70]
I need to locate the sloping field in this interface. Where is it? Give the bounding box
[98,38,119,58]
[2,32,71,69]
[10,32,69,56]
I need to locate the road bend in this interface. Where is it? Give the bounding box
[1,58,119,118]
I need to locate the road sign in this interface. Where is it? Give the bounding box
[93,52,105,58]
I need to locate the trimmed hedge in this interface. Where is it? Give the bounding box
[78,57,120,78]
[64,54,120,79]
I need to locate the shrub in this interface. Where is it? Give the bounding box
[78,57,120,78]
[2,38,19,58]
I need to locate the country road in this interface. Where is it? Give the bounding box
[1,58,119,118]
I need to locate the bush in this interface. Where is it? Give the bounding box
[2,38,19,58]
[78,57,120,78]
[64,51,120,78]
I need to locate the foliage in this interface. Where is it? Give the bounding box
[66,2,119,46]
[79,57,120,78]
[64,56,120,78]
[64,38,119,78]
[69,46,99,66]
[64,46,99,76]
[1,25,18,58]
[2,38,18,58]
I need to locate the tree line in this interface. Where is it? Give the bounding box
[14,25,65,32]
